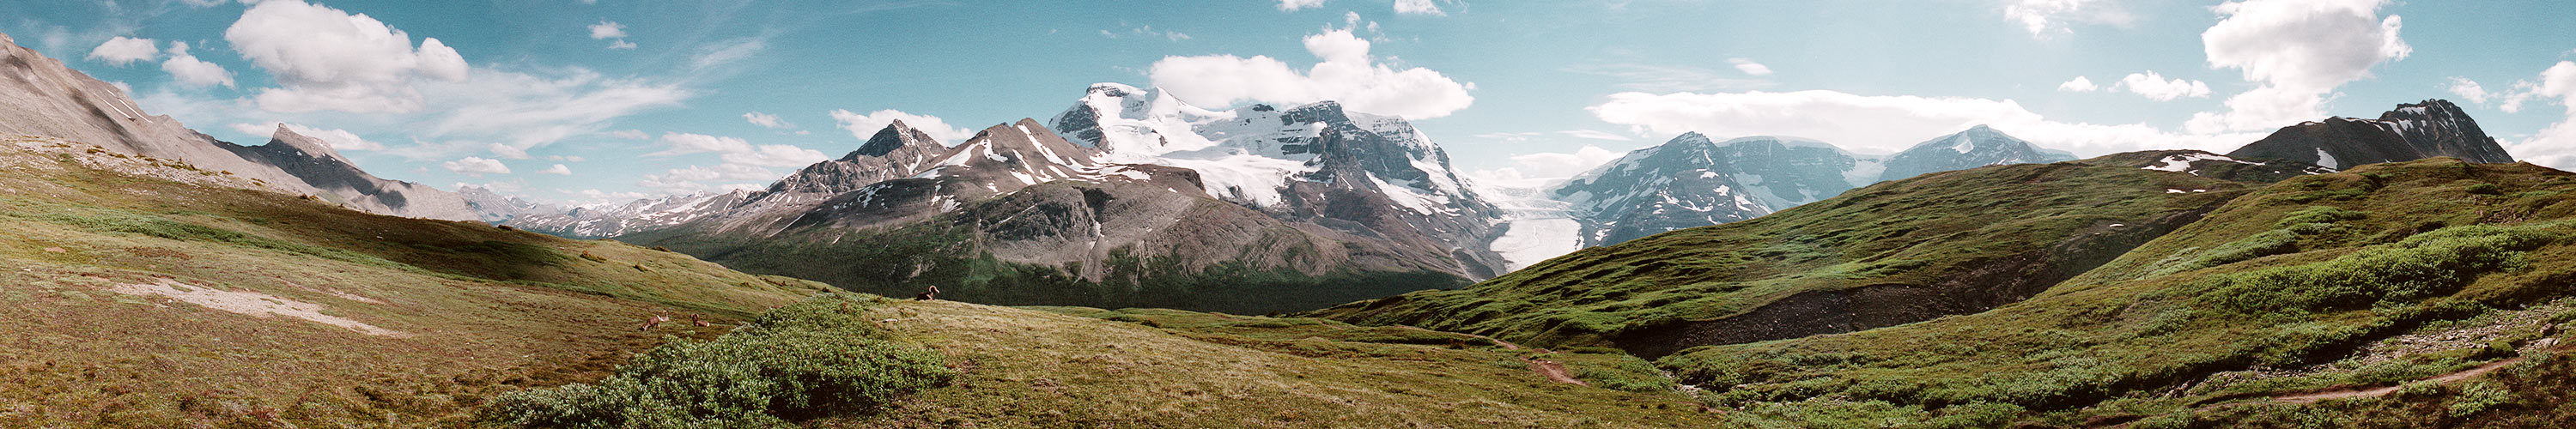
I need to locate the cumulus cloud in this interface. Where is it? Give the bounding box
[1728,58,1773,76]
[441,156,510,176]
[744,111,793,129]
[1279,0,1326,11]
[1589,89,2263,156]
[1394,0,1447,15]
[541,164,572,175]
[829,109,975,143]
[1149,28,1474,118]
[2507,61,2576,170]
[2186,0,2410,134]
[225,0,471,113]
[587,21,627,39]
[2444,76,2491,105]
[159,41,234,88]
[2003,0,2133,38]
[226,122,386,151]
[87,36,158,66]
[2115,71,2212,100]
[2057,76,2099,92]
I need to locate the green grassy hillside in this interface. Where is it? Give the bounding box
[1652,158,2576,426]
[1315,160,2248,356]
[0,137,830,427]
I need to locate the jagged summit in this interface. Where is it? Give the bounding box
[266,124,348,161]
[848,119,945,160]
[2227,99,2513,169]
[1547,132,1871,246]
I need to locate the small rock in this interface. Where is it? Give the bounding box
[42,247,65,253]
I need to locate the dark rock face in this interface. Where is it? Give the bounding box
[216,125,475,219]
[1877,125,2080,182]
[1552,133,1866,245]
[2227,100,2514,169]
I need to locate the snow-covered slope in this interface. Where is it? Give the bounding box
[1051,82,1508,277]
[1875,125,2078,182]
[1548,133,1872,246]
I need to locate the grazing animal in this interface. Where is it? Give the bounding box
[641,314,671,331]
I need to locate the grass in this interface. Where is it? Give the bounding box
[815,301,1726,428]
[483,294,953,428]
[1313,160,2249,353]
[0,138,829,427]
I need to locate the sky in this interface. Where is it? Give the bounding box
[4,0,2573,205]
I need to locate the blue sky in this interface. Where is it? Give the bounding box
[5,0,2573,204]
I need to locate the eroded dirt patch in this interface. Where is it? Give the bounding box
[107,279,410,337]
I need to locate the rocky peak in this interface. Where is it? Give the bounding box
[848,119,943,160]
[266,124,347,161]
[2228,99,2513,170]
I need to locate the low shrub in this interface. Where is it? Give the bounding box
[483,294,952,428]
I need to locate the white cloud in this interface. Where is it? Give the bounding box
[2115,71,2212,100]
[610,130,650,140]
[2003,0,2133,38]
[159,41,234,88]
[649,132,752,156]
[2057,76,2099,92]
[1558,130,1634,141]
[225,0,471,113]
[2187,0,2409,134]
[587,21,627,39]
[607,39,636,50]
[87,36,158,66]
[1728,57,1773,76]
[829,109,975,143]
[1150,28,1474,118]
[1102,25,1191,41]
[1394,0,1447,16]
[410,69,690,158]
[744,111,793,129]
[541,164,572,175]
[690,38,765,71]
[721,144,829,168]
[1564,63,1774,93]
[487,142,530,160]
[637,164,776,194]
[647,132,825,169]
[2445,76,2491,105]
[2508,61,2576,170]
[226,122,386,151]
[441,156,510,176]
[1279,0,1326,11]
[1589,89,2263,156]
[1504,145,1621,178]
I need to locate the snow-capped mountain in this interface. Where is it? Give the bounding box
[1544,133,1874,247]
[509,190,755,239]
[2227,99,2514,169]
[1877,125,2077,182]
[0,30,477,221]
[459,185,564,224]
[1050,82,1508,277]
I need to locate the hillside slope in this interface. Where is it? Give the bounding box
[1318,156,2250,358]
[0,136,828,427]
